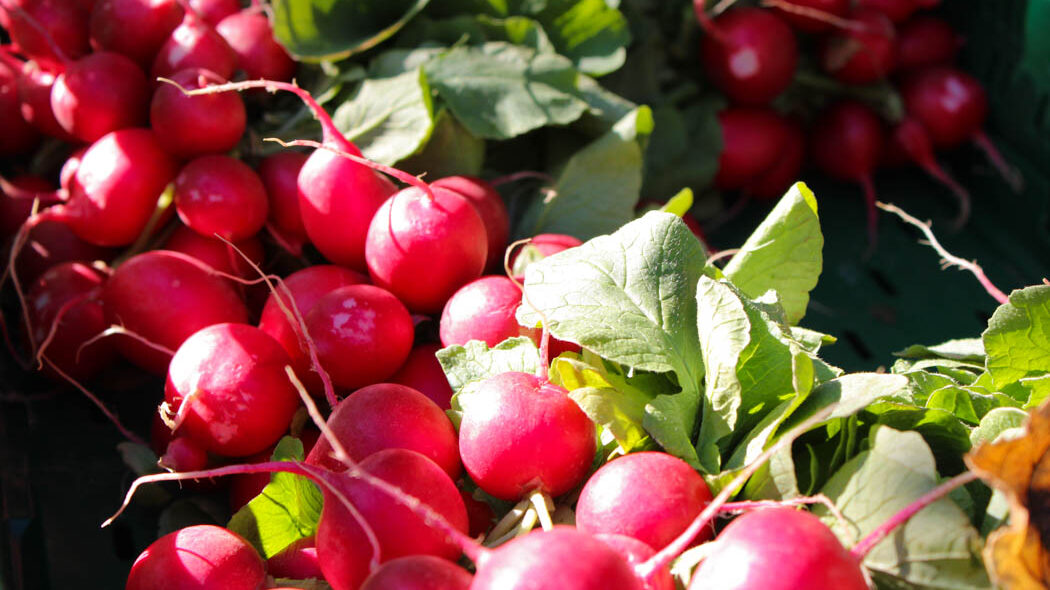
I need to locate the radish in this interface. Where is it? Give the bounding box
[766,0,851,33]
[460,487,496,538]
[187,0,237,26]
[0,0,90,71]
[895,16,962,73]
[304,284,415,391]
[51,50,150,143]
[257,150,309,254]
[714,106,790,191]
[125,524,266,590]
[509,233,583,279]
[390,343,455,410]
[743,118,806,201]
[102,249,249,374]
[173,154,269,242]
[431,175,509,272]
[0,54,75,141]
[88,0,183,67]
[158,434,209,472]
[1,174,53,239]
[458,371,596,501]
[439,275,527,348]
[887,118,971,228]
[266,536,323,580]
[686,507,869,589]
[59,146,88,191]
[575,451,714,550]
[809,100,885,249]
[857,0,918,23]
[304,382,461,480]
[15,217,116,284]
[163,223,264,280]
[151,6,236,81]
[0,56,39,156]
[215,8,296,82]
[594,534,674,590]
[900,66,1022,191]
[819,8,896,84]
[360,555,473,590]
[699,7,798,105]
[150,67,245,158]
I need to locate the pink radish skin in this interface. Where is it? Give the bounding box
[125,524,266,590]
[458,371,596,501]
[173,154,269,242]
[150,68,246,159]
[316,449,469,590]
[471,526,643,590]
[15,218,116,284]
[256,265,369,393]
[257,151,309,252]
[819,9,896,85]
[51,51,150,143]
[767,0,850,33]
[305,284,415,392]
[744,118,806,201]
[267,537,323,580]
[365,185,488,315]
[11,59,75,141]
[431,175,509,271]
[305,382,461,480]
[510,232,583,279]
[714,107,790,191]
[1,0,90,71]
[0,58,40,156]
[895,16,962,73]
[163,223,264,280]
[594,535,674,590]
[700,8,798,105]
[390,343,455,410]
[687,507,869,590]
[440,275,527,348]
[59,146,88,191]
[360,555,473,590]
[158,435,209,472]
[151,9,235,81]
[857,0,917,23]
[89,0,183,67]
[460,488,496,538]
[165,322,300,457]
[102,250,249,374]
[215,8,296,82]
[187,0,237,26]
[576,451,715,550]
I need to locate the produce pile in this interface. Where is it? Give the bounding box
[1,0,1047,589]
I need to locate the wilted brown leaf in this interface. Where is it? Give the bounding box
[966,399,1050,589]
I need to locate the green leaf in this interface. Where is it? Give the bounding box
[1022,373,1050,408]
[862,401,973,470]
[925,385,1021,425]
[436,336,540,393]
[369,47,447,78]
[272,0,431,62]
[423,42,588,139]
[722,182,823,326]
[575,73,638,132]
[527,0,630,76]
[1021,0,1050,93]
[970,406,1029,446]
[333,68,435,165]
[550,357,651,452]
[514,107,653,240]
[404,14,556,53]
[227,438,322,558]
[817,427,991,589]
[399,108,486,178]
[782,373,912,433]
[982,285,1050,389]
[642,97,723,200]
[117,442,162,476]
[659,187,693,217]
[896,338,986,362]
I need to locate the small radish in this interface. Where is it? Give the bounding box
[594,534,674,590]
[1,54,75,141]
[15,217,116,284]
[0,57,39,156]
[173,154,269,242]
[215,7,296,82]
[257,150,309,254]
[150,68,245,158]
[50,50,150,143]
[714,106,790,191]
[125,524,266,590]
[687,507,869,590]
[158,435,209,472]
[304,382,461,480]
[163,223,264,279]
[0,0,90,71]
[439,275,528,348]
[699,7,798,105]
[151,6,235,81]
[888,118,971,228]
[743,118,806,201]
[857,0,917,23]
[102,249,249,374]
[819,9,896,84]
[431,175,509,272]
[509,233,583,279]
[187,0,237,26]
[88,0,183,67]
[390,343,455,410]
[766,0,851,33]
[360,555,473,590]
[267,536,323,581]
[895,16,963,73]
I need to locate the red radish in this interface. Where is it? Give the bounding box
[576,451,714,550]
[164,322,300,457]
[471,526,642,590]
[687,507,869,590]
[88,0,183,67]
[215,8,296,82]
[151,7,235,81]
[158,435,209,472]
[267,536,323,580]
[431,175,509,272]
[15,218,116,284]
[51,51,150,143]
[714,106,790,191]
[888,118,971,228]
[744,118,806,201]
[257,151,309,253]
[316,449,469,590]
[509,233,583,278]
[1,174,53,239]
[900,66,1022,190]
[187,0,237,26]
[699,8,798,105]
[150,68,245,158]
[809,100,885,249]
[102,249,249,374]
[59,146,88,191]
[5,56,76,141]
[766,0,851,33]
[360,555,473,590]
[390,343,455,410]
[458,371,596,501]
[0,0,90,71]
[895,16,962,73]
[819,9,896,84]
[163,223,264,279]
[304,284,415,391]
[440,275,527,348]
[460,488,496,538]
[305,382,462,480]
[594,535,674,590]
[0,57,39,156]
[125,524,266,590]
[173,154,269,241]
[857,0,917,23]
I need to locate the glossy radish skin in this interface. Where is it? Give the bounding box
[360,555,473,590]
[151,10,236,81]
[60,146,88,191]
[316,449,469,590]
[163,224,264,279]
[440,275,526,348]
[14,61,74,141]
[2,0,90,70]
[687,507,869,590]
[258,151,309,251]
[900,66,988,149]
[174,155,269,241]
[150,68,246,158]
[576,452,714,550]
[366,186,488,315]
[458,372,596,501]
[714,107,790,191]
[431,175,509,271]
[165,323,300,457]
[390,343,455,410]
[745,118,806,200]
[700,8,798,105]
[472,526,643,590]
[215,9,296,82]
[895,16,962,72]
[158,435,209,472]
[304,284,415,391]
[267,537,323,580]
[51,51,150,143]
[187,0,238,25]
[125,525,266,590]
[768,0,850,33]
[0,59,40,156]
[15,218,116,284]
[89,0,183,67]
[594,535,674,590]
[305,382,462,479]
[857,0,917,22]
[102,250,249,374]
[819,9,896,84]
